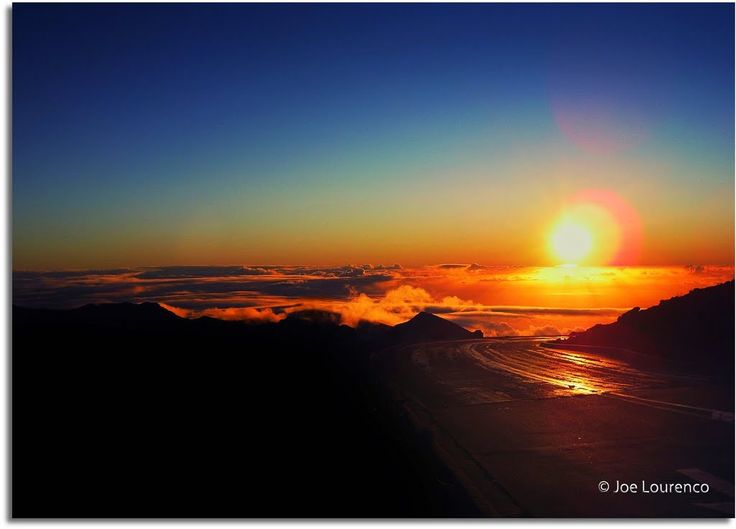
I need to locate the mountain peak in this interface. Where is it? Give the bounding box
[409,311,443,323]
[390,311,482,345]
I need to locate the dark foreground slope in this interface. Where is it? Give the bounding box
[13,304,481,518]
[562,281,734,374]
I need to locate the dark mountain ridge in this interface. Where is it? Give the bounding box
[562,280,734,372]
[14,303,481,348]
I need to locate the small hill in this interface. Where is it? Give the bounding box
[563,280,734,370]
[390,311,482,345]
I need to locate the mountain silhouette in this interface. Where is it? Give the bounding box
[562,280,734,373]
[390,311,483,344]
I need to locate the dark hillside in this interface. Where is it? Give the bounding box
[12,304,480,517]
[562,281,734,373]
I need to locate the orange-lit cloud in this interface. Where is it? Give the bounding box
[13,264,734,337]
[158,302,191,318]
[161,303,287,323]
[200,306,287,322]
[295,285,474,328]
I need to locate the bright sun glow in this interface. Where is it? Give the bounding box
[549,220,593,264]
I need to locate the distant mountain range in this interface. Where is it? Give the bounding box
[14,303,481,348]
[561,280,734,371]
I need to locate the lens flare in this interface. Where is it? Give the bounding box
[547,189,641,266]
[572,189,642,265]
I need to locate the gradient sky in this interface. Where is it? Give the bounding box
[13,3,734,270]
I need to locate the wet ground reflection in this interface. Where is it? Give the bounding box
[460,338,689,398]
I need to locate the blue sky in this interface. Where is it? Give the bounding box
[13,3,734,268]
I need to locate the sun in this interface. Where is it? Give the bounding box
[547,197,625,266]
[549,220,593,264]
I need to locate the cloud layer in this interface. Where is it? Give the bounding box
[13,264,733,336]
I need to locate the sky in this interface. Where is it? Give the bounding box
[13,3,734,270]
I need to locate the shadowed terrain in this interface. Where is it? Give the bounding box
[561,281,734,376]
[12,282,735,517]
[13,306,480,517]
